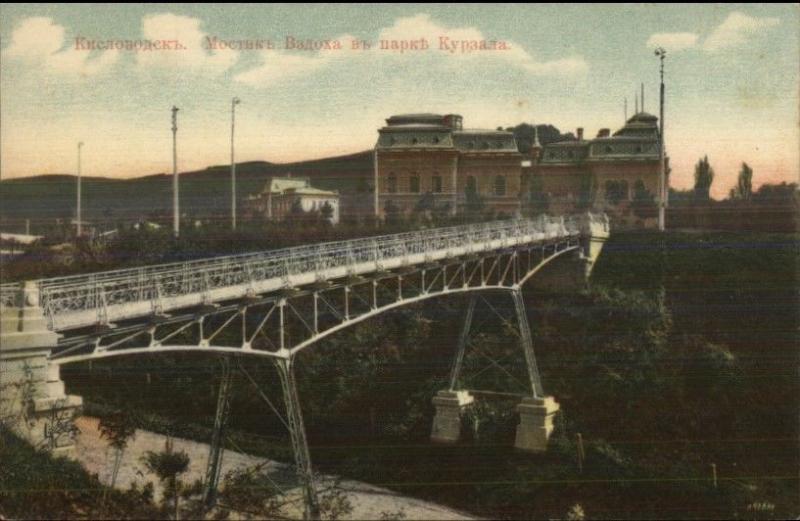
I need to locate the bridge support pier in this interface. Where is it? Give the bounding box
[431,296,476,443]
[431,291,560,452]
[510,289,560,452]
[0,282,82,456]
[275,356,320,520]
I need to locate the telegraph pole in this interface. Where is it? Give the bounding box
[77,141,84,237]
[230,97,241,230]
[172,106,180,238]
[655,47,667,231]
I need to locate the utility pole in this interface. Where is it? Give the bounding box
[655,47,667,232]
[230,97,241,230]
[77,141,84,237]
[172,106,180,238]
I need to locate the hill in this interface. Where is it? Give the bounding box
[0,151,374,227]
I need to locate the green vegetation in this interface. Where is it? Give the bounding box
[693,156,715,202]
[0,428,159,520]
[53,228,798,519]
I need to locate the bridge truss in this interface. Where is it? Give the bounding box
[0,214,608,519]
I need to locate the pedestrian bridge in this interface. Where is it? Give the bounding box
[0,214,609,519]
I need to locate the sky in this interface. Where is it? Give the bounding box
[1,3,798,198]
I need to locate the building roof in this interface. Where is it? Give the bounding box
[540,111,661,164]
[259,177,338,196]
[376,114,517,153]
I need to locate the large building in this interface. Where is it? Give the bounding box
[528,112,666,226]
[374,114,523,218]
[373,111,666,226]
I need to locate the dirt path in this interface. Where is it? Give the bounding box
[74,416,476,520]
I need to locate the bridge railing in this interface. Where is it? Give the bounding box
[0,214,596,330]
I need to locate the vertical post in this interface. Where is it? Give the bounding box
[655,47,667,232]
[373,146,379,219]
[172,106,180,238]
[511,289,544,397]
[203,357,233,507]
[76,142,83,237]
[451,154,458,216]
[275,357,320,520]
[448,295,476,390]
[231,97,241,230]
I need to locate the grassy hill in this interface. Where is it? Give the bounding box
[0,151,374,228]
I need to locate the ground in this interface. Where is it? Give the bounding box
[74,416,476,520]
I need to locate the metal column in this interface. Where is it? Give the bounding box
[511,290,544,398]
[448,295,477,390]
[275,356,320,520]
[203,356,233,507]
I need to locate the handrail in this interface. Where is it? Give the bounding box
[0,214,602,330]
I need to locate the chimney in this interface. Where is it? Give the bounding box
[597,128,610,138]
[576,127,584,141]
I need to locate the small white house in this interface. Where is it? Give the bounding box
[246,177,340,224]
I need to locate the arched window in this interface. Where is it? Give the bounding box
[432,175,443,193]
[409,174,420,193]
[494,175,506,196]
[387,174,397,194]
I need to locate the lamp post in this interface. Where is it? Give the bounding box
[172,106,180,238]
[76,141,84,237]
[655,47,667,232]
[231,97,241,230]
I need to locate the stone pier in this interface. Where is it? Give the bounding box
[0,282,82,456]
[514,396,559,452]
[430,390,474,443]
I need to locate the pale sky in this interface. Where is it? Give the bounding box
[1,3,798,198]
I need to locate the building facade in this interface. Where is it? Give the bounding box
[527,112,666,227]
[245,177,340,224]
[374,114,523,218]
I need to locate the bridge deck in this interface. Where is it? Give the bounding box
[0,216,604,332]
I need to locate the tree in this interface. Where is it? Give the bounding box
[729,162,753,201]
[320,201,335,222]
[143,438,191,520]
[99,411,137,491]
[693,155,715,202]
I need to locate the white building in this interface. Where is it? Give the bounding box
[246,177,340,224]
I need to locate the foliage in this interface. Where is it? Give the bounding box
[693,155,715,202]
[142,438,192,520]
[99,410,137,499]
[0,427,159,519]
[217,464,283,519]
[729,162,753,201]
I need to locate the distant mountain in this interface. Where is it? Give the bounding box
[0,123,570,226]
[0,152,373,225]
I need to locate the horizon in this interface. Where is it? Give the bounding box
[1,4,798,199]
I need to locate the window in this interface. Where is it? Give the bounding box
[409,175,420,193]
[466,175,477,194]
[604,180,629,205]
[387,174,397,194]
[494,175,506,196]
[432,175,443,193]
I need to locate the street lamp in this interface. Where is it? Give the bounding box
[231,97,241,230]
[655,47,667,232]
[172,106,180,238]
[77,141,84,237]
